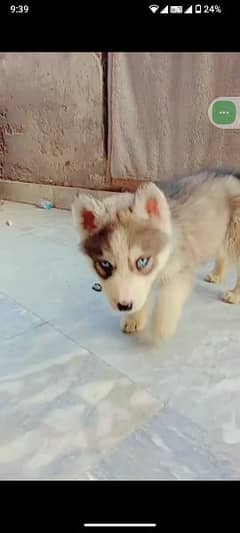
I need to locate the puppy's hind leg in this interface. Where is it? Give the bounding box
[205,253,228,284]
[222,205,240,303]
[222,266,240,304]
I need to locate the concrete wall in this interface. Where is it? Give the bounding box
[0,53,107,189]
[109,53,240,183]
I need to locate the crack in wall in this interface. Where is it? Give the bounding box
[102,52,108,159]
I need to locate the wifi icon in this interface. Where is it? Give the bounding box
[149,4,159,13]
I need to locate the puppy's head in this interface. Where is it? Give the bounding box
[72,183,172,314]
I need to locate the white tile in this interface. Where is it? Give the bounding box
[0,233,90,321]
[88,408,239,480]
[0,324,157,479]
[0,295,42,340]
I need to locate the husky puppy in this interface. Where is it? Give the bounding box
[72,170,240,340]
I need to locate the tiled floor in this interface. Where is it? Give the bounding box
[0,200,240,479]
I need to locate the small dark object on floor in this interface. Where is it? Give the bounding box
[92,282,102,292]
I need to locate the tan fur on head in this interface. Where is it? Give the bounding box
[133,182,172,236]
[72,193,107,238]
[72,183,171,237]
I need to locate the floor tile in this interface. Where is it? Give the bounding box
[0,324,157,479]
[88,408,239,480]
[0,294,42,340]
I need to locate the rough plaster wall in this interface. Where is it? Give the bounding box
[0,53,107,188]
[109,53,240,181]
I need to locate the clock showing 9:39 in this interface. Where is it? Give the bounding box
[9,5,29,14]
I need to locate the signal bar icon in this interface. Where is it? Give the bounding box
[160,5,169,13]
[184,5,193,13]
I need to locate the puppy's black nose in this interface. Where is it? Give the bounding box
[117,302,133,312]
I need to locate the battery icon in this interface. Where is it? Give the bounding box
[195,4,202,13]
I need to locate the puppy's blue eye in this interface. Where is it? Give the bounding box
[136,257,150,270]
[100,260,112,271]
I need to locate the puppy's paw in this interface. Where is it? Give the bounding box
[222,291,240,304]
[205,272,223,284]
[122,316,146,334]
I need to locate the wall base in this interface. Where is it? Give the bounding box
[0,180,117,211]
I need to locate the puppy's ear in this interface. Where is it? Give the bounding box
[133,183,171,234]
[72,193,107,238]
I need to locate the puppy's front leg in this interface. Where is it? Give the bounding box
[122,304,147,334]
[152,271,193,340]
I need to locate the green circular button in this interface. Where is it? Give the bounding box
[212,100,237,125]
